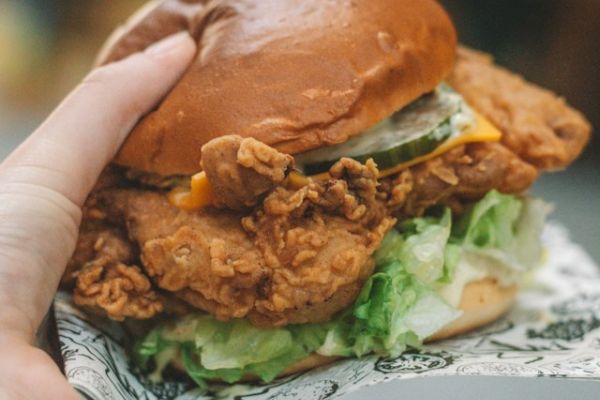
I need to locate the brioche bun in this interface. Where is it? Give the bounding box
[171,278,517,379]
[97,0,457,175]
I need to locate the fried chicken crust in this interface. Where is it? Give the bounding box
[117,192,268,321]
[74,259,164,321]
[63,224,133,284]
[385,142,539,217]
[201,135,293,210]
[68,201,166,320]
[84,158,393,326]
[242,159,395,326]
[448,47,591,171]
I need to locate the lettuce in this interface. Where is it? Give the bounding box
[352,270,458,358]
[380,208,462,285]
[454,191,551,273]
[136,316,327,387]
[320,191,548,358]
[319,209,460,358]
[135,191,548,386]
[397,209,452,283]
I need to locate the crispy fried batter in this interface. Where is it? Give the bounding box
[90,158,393,326]
[65,226,134,282]
[68,197,165,319]
[63,194,134,285]
[386,142,539,217]
[109,191,268,321]
[448,47,591,170]
[243,159,395,326]
[74,258,163,321]
[201,135,293,210]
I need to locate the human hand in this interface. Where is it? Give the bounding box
[0,32,195,399]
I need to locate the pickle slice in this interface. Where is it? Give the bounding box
[297,86,474,175]
[302,118,452,175]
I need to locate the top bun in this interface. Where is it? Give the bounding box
[98,0,457,176]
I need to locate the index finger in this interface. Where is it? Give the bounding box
[0,32,196,206]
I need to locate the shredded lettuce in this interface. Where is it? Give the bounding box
[351,269,458,358]
[454,191,551,273]
[396,208,453,284]
[135,316,327,388]
[319,209,460,358]
[134,190,548,386]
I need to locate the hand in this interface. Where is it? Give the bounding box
[0,32,196,399]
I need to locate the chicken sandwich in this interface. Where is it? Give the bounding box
[64,0,591,386]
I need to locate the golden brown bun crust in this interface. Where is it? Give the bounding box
[98,0,457,175]
[171,279,516,379]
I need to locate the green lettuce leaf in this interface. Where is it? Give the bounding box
[319,260,460,358]
[200,320,293,369]
[454,190,551,272]
[375,209,458,285]
[398,209,452,283]
[134,329,170,369]
[135,316,327,387]
[453,190,522,249]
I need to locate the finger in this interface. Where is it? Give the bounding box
[0,339,79,400]
[0,31,196,206]
[0,32,195,341]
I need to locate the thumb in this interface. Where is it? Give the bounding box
[1,31,196,206]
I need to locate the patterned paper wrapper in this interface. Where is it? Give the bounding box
[54,223,600,399]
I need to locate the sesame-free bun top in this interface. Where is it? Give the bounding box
[98,0,457,176]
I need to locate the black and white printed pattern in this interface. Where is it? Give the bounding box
[55,223,600,399]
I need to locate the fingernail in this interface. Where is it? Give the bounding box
[145,31,191,56]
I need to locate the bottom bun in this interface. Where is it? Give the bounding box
[172,278,517,379]
[427,278,517,341]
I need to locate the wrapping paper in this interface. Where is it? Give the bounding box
[55,223,600,399]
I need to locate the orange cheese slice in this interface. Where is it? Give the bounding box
[168,171,216,210]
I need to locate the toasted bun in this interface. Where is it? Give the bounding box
[171,278,516,379]
[98,0,457,175]
[428,278,517,341]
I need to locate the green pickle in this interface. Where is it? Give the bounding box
[297,85,475,175]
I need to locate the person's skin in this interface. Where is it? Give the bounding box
[0,32,196,399]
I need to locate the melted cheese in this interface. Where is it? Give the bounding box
[169,112,501,210]
[168,171,216,210]
[381,112,501,178]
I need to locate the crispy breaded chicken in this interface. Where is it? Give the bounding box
[68,51,590,326]
[449,47,590,171]
[385,141,539,217]
[74,258,164,321]
[68,213,165,320]
[242,159,395,326]
[109,190,268,321]
[201,135,294,210]
[75,157,393,326]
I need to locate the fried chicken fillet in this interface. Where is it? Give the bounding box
[65,49,590,327]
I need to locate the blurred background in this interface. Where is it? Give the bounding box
[0,0,598,258]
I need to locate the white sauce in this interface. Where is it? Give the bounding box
[437,251,526,308]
